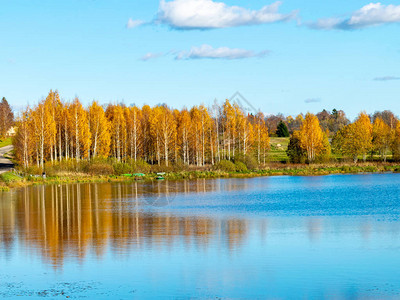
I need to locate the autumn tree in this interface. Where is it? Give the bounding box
[328,109,349,133]
[319,130,331,162]
[44,90,63,162]
[238,113,254,155]
[286,114,304,134]
[265,113,284,135]
[150,106,176,166]
[299,113,324,163]
[149,106,162,165]
[13,93,274,169]
[0,97,14,138]
[316,109,331,132]
[14,109,32,168]
[332,112,372,163]
[61,103,71,159]
[211,100,222,163]
[31,99,56,168]
[69,98,91,160]
[202,106,212,164]
[159,106,176,166]
[372,117,391,161]
[391,122,400,160]
[177,109,191,165]
[190,106,203,165]
[355,112,373,161]
[252,112,269,164]
[52,91,64,162]
[125,106,142,161]
[332,124,360,162]
[222,100,237,160]
[140,105,152,162]
[89,101,110,158]
[259,123,270,164]
[372,110,398,130]
[106,104,126,161]
[192,105,211,166]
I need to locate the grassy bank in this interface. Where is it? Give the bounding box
[3,136,400,191]
[0,137,12,148]
[2,162,400,191]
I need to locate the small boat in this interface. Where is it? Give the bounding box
[156,173,165,180]
[133,173,145,177]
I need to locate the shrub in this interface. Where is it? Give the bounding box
[43,159,90,176]
[150,163,175,173]
[286,132,306,163]
[26,165,43,175]
[234,161,248,172]
[364,166,378,173]
[171,159,189,172]
[214,160,236,172]
[243,155,258,170]
[88,162,114,175]
[132,159,151,173]
[234,153,259,170]
[113,162,132,175]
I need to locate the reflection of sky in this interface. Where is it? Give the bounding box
[1,174,400,298]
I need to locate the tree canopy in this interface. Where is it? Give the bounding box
[13,91,270,169]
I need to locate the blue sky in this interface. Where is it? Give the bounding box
[0,0,399,120]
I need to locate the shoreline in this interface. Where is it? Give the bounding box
[1,163,400,191]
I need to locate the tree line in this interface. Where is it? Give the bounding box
[287,111,400,163]
[13,90,270,169]
[11,90,400,169]
[265,108,350,136]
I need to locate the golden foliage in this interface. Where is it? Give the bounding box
[372,117,391,161]
[299,113,324,162]
[11,91,264,168]
[89,101,111,158]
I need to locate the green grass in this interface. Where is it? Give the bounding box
[0,137,12,148]
[269,137,289,162]
[0,172,23,184]
[2,161,400,191]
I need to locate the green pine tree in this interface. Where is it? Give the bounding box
[276,120,289,137]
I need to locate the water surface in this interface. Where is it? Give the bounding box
[1,174,400,298]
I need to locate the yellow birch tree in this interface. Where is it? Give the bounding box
[89,101,111,158]
[299,113,324,163]
[372,117,391,161]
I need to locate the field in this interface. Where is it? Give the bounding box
[269,137,289,162]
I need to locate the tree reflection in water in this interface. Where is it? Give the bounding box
[0,180,250,269]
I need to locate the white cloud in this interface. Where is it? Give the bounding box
[308,3,400,30]
[156,0,297,29]
[140,52,164,61]
[304,98,321,103]
[374,76,400,81]
[127,18,145,28]
[307,18,343,30]
[176,45,269,60]
[348,3,400,27]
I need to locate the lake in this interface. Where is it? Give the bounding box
[1,174,400,299]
